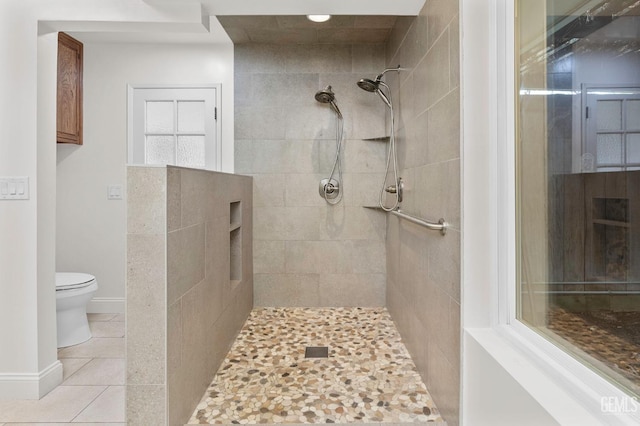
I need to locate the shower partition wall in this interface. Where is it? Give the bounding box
[126,166,253,426]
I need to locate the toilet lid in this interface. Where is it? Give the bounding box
[56,272,96,290]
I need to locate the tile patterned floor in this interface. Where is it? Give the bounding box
[0,313,125,425]
[189,307,443,424]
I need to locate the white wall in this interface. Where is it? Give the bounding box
[574,49,640,88]
[463,332,561,426]
[0,0,208,399]
[56,41,234,313]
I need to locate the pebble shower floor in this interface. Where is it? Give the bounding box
[189,307,443,424]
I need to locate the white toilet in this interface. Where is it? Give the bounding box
[56,272,98,348]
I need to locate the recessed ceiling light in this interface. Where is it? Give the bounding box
[307,15,331,23]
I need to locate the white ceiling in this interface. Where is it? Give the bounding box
[67,16,231,44]
[165,0,426,16]
[62,0,425,45]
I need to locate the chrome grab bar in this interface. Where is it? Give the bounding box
[390,209,448,236]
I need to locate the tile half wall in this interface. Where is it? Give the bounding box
[126,166,253,426]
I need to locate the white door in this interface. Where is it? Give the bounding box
[129,86,219,170]
[584,86,640,172]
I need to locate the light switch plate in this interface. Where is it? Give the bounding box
[107,185,123,200]
[0,177,29,200]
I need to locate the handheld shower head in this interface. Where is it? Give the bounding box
[315,85,335,104]
[315,85,342,118]
[357,78,391,108]
[357,78,379,93]
[356,66,406,108]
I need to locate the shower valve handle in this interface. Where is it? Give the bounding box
[324,183,337,193]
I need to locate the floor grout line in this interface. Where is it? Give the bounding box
[68,384,110,423]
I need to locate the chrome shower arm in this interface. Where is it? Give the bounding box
[376,65,408,80]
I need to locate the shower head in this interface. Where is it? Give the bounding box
[315,85,335,104]
[357,78,392,108]
[357,65,405,96]
[315,85,342,118]
[357,78,379,93]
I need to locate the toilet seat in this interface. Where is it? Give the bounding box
[56,272,96,291]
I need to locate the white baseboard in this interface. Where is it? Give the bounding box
[0,360,63,400]
[87,297,125,314]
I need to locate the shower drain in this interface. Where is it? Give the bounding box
[305,346,329,358]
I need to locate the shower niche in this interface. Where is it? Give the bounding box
[587,197,630,282]
[230,201,242,284]
[552,171,640,312]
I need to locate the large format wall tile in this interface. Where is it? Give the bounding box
[385,2,461,424]
[235,44,388,308]
[254,273,320,307]
[127,385,166,425]
[167,224,205,305]
[126,233,166,386]
[318,273,385,306]
[127,167,166,235]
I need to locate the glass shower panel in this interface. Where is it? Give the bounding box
[517,0,640,397]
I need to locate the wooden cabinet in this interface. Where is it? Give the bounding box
[57,32,83,145]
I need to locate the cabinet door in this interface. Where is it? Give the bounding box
[57,32,83,145]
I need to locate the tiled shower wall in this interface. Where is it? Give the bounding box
[384,3,461,425]
[126,166,253,426]
[235,43,390,306]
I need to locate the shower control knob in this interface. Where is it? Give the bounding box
[319,178,340,200]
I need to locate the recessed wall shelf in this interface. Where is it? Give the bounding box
[230,201,242,283]
[588,197,629,282]
[592,219,630,228]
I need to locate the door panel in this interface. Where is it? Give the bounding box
[130,87,217,170]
